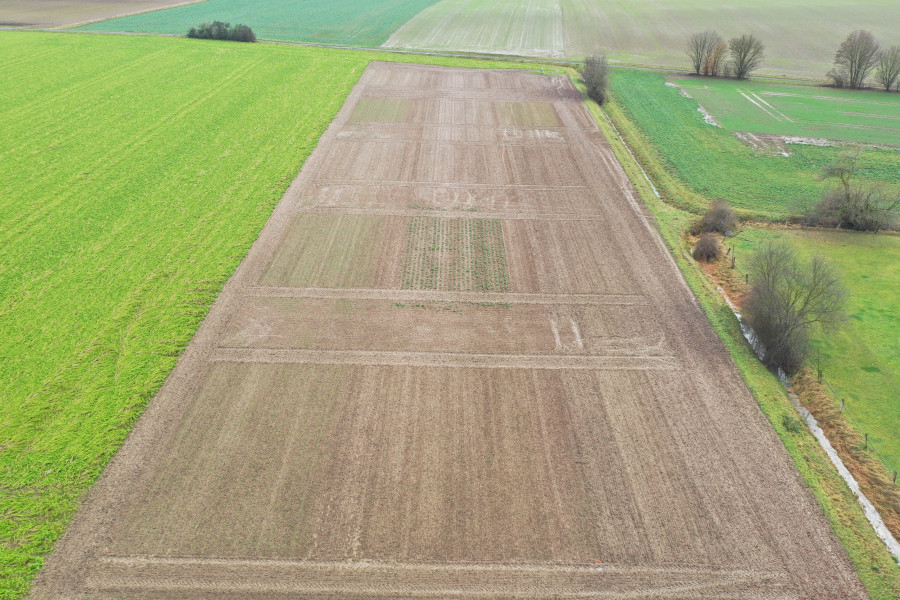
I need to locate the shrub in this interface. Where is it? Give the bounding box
[187,21,256,42]
[698,199,738,234]
[582,54,609,105]
[693,233,721,262]
[743,240,846,375]
[809,186,898,232]
[806,154,899,232]
[781,413,804,434]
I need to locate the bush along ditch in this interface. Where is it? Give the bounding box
[188,21,256,42]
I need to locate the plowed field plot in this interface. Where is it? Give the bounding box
[32,63,867,599]
[0,0,200,28]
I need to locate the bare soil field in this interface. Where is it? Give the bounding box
[30,63,867,599]
[0,0,202,28]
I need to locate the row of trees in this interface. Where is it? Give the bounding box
[686,31,764,79]
[187,21,256,42]
[828,30,900,91]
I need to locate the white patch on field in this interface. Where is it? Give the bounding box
[783,136,832,147]
[569,319,584,350]
[549,318,562,350]
[697,106,720,127]
[665,81,692,98]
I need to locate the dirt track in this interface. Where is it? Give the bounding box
[30,63,868,599]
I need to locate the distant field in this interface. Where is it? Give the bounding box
[0,31,553,599]
[384,0,900,77]
[731,229,900,475]
[674,77,900,147]
[610,68,900,219]
[0,0,197,28]
[74,0,440,46]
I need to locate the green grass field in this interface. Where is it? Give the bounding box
[74,0,439,46]
[609,68,900,220]
[0,31,554,598]
[729,229,900,475]
[384,0,900,77]
[674,77,900,147]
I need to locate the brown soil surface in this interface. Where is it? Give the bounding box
[29,63,868,599]
[0,0,204,29]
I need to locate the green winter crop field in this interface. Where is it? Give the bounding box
[609,68,900,220]
[673,77,900,147]
[0,31,552,598]
[384,0,900,77]
[730,228,900,475]
[74,0,440,46]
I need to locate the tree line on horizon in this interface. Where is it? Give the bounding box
[686,29,900,91]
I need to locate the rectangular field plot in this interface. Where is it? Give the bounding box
[497,102,561,127]
[504,220,641,294]
[0,0,193,28]
[103,364,786,570]
[259,214,405,288]
[219,297,663,357]
[315,139,583,185]
[32,63,869,600]
[401,216,508,291]
[299,183,592,215]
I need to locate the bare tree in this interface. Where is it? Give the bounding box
[582,54,609,104]
[744,240,847,374]
[875,46,900,91]
[807,151,899,232]
[687,30,722,75]
[829,30,880,88]
[704,42,728,76]
[729,34,765,79]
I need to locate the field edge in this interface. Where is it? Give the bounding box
[575,70,900,599]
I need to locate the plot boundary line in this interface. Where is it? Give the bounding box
[294,207,604,220]
[249,286,650,305]
[211,348,678,370]
[87,556,788,598]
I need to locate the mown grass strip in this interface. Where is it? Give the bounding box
[575,69,900,599]
[0,31,556,599]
